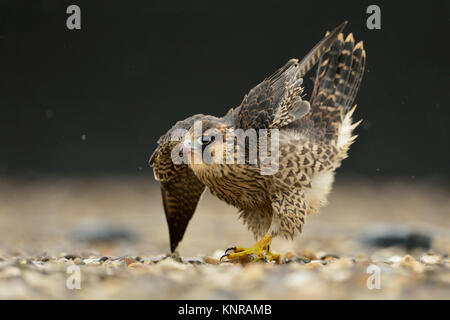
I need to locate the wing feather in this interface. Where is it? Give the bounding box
[160,168,205,252]
[150,115,206,252]
[237,22,346,130]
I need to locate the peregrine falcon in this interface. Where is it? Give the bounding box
[150,22,366,263]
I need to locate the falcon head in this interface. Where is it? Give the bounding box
[179,118,230,173]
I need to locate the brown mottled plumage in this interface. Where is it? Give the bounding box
[150,22,366,261]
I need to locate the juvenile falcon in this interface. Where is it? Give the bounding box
[150,22,366,263]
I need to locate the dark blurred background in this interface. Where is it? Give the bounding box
[0,0,448,180]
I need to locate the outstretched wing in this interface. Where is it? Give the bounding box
[236,22,347,130]
[149,115,206,252]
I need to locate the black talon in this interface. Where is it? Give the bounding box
[220,254,230,261]
[225,247,236,255]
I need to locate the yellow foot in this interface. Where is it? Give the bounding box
[220,234,285,264]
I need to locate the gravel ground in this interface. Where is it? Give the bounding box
[0,176,449,299]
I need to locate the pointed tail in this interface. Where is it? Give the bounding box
[310,31,366,114]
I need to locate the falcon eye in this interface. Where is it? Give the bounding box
[197,135,215,146]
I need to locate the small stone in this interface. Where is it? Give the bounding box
[57,257,69,264]
[388,256,403,264]
[183,257,204,265]
[329,258,354,268]
[83,258,101,265]
[321,254,340,261]
[303,261,324,269]
[397,255,426,273]
[128,262,146,269]
[420,254,442,265]
[141,255,166,264]
[121,257,136,265]
[31,261,45,270]
[204,256,219,264]
[168,252,183,263]
[110,259,127,268]
[38,255,51,262]
[64,254,78,260]
[287,255,311,264]
[156,257,189,271]
[285,251,296,259]
[300,248,318,260]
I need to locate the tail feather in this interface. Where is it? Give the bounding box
[335,33,355,108]
[313,34,344,108]
[310,32,366,115]
[345,41,366,110]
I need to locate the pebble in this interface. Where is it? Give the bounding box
[156,257,189,271]
[204,256,219,264]
[0,250,447,299]
[56,257,69,264]
[287,255,310,264]
[285,251,296,259]
[83,258,101,265]
[300,249,318,260]
[328,257,354,268]
[121,257,136,266]
[167,252,183,263]
[396,255,426,273]
[321,254,340,261]
[388,256,403,264]
[31,261,45,270]
[141,255,166,264]
[128,262,147,270]
[40,256,51,262]
[184,257,204,265]
[420,254,442,265]
[303,261,324,269]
